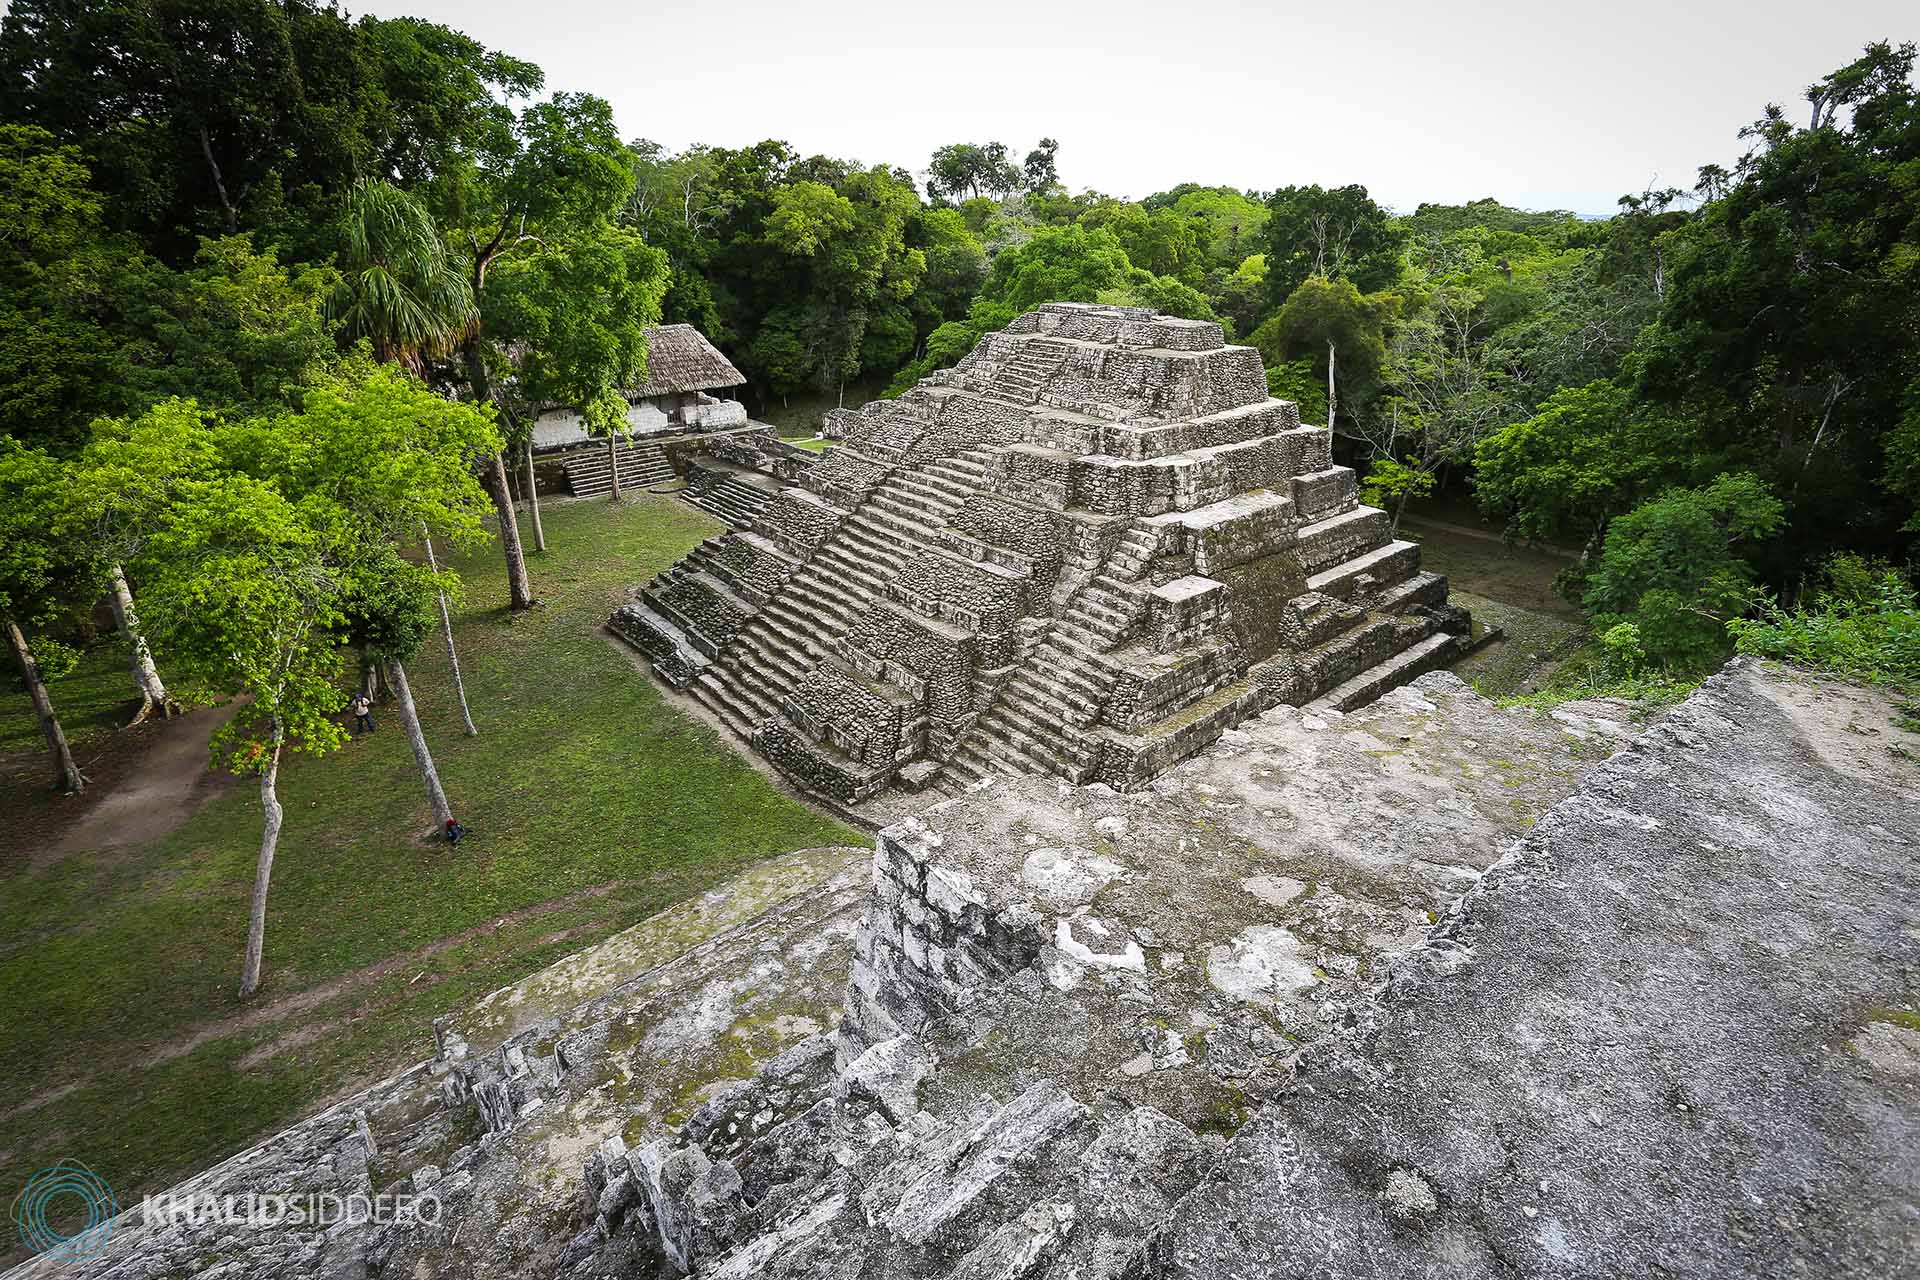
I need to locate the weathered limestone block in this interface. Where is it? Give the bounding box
[805,447,894,509]
[1104,644,1249,734]
[705,531,797,605]
[782,663,913,769]
[1290,465,1358,520]
[1149,491,1299,576]
[844,602,977,725]
[608,602,707,687]
[993,443,1074,509]
[753,718,896,802]
[647,572,752,656]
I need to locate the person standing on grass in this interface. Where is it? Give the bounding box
[350,692,375,735]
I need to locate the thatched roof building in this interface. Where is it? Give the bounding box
[528,323,750,453]
[627,324,745,399]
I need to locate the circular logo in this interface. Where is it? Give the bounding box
[12,1161,116,1261]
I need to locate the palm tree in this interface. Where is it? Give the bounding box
[327,184,477,835]
[328,181,479,374]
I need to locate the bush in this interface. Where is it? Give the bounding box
[1583,472,1784,673]
[1729,555,1920,685]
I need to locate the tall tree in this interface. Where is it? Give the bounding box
[140,470,349,997]
[1633,40,1920,566]
[488,224,669,503]
[0,441,88,793]
[67,400,225,723]
[1023,138,1060,195]
[1262,184,1400,310]
[925,142,1019,202]
[343,543,456,830]
[438,91,636,605]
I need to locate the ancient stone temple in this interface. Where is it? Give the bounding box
[612,303,1469,802]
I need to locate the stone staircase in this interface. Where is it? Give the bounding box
[979,341,1064,408]
[680,451,993,744]
[941,532,1157,793]
[561,438,675,497]
[682,469,778,527]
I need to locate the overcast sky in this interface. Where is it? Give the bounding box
[353,0,1913,213]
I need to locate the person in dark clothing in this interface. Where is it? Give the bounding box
[444,818,466,846]
[350,693,375,735]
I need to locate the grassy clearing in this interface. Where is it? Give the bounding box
[0,494,857,1249]
[1405,525,1589,698]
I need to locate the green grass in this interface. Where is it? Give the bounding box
[0,494,858,1246]
[0,641,137,799]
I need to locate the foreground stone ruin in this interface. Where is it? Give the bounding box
[612,303,1469,803]
[29,661,1917,1279]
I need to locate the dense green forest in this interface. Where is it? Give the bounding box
[3,0,1917,754]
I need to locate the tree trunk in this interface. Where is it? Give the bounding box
[239,724,283,999]
[5,613,86,794]
[1326,340,1338,430]
[422,523,478,737]
[358,648,392,703]
[1391,486,1412,538]
[108,566,173,725]
[462,338,536,610]
[197,123,238,233]
[608,434,623,502]
[523,438,547,553]
[388,659,454,831]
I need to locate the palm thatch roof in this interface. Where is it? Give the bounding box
[628,324,745,398]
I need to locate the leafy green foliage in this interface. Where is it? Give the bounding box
[328,181,478,373]
[1261,184,1400,307]
[1474,381,1692,549]
[1730,555,1920,685]
[1583,473,1786,671]
[1359,458,1435,512]
[140,471,350,772]
[487,226,669,438]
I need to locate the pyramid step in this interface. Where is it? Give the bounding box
[1295,506,1390,575]
[1304,631,1462,713]
[1305,539,1420,599]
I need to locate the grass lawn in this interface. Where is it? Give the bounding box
[1406,525,1591,698]
[0,493,858,1256]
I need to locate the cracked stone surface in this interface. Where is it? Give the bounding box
[1148,659,1920,1279]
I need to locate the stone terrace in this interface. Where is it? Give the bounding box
[612,303,1469,807]
[21,664,1916,1279]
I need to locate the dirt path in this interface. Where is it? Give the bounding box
[46,702,243,868]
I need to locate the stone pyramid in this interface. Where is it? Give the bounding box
[613,303,1470,803]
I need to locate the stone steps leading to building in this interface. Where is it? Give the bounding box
[1304,630,1464,713]
[561,440,675,497]
[681,475,775,528]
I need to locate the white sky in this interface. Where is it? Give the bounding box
[350,0,1914,213]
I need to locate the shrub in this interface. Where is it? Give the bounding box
[1729,555,1920,685]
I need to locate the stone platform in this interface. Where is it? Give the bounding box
[22,663,1914,1279]
[613,303,1469,804]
